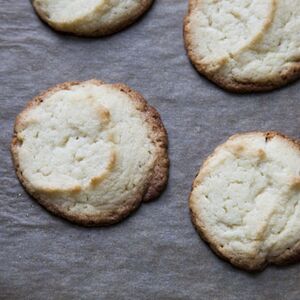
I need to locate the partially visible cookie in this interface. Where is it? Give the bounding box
[190,132,300,271]
[32,0,154,36]
[11,80,169,226]
[184,0,300,92]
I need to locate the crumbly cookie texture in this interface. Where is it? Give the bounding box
[11,80,169,226]
[190,132,300,271]
[32,0,153,36]
[184,0,300,92]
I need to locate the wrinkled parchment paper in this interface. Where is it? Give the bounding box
[1,1,300,299]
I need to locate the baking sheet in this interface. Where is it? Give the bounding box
[1,1,300,299]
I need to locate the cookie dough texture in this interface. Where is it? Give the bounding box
[190,132,300,271]
[184,0,300,92]
[32,0,154,36]
[11,80,169,226]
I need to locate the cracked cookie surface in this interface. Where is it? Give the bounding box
[190,132,300,271]
[11,80,169,226]
[184,0,300,92]
[32,0,154,36]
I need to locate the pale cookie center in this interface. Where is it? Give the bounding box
[223,0,300,81]
[18,92,116,193]
[191,0,274,70]
[35,0,110,23]
[194,140,300,257]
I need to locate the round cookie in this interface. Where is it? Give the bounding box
[32,0,154,36]
[190,132,300,271]
[184,0,300,92]
[11,80,169,226]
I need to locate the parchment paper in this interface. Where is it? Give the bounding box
[1,1,300,299]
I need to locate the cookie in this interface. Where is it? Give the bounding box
[184,0,300,92]
[32,0,153,36]
[11,80,169,226]
[190,132,300,271]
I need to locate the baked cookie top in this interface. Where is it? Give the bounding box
[12,80,169,226]
[190,132,300,271]
[32,0,154,36]
[184,0,300,92]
